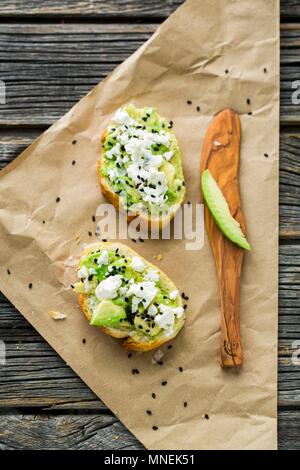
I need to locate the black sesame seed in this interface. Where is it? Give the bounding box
[56,197,60,203]
[88,274,93,281]
[139,238,144,243]
[132,239,137,243]
[7,269,11,275]
[247,98,251,105]
[152,393,156,399]
[187,201,191,206]
[102,239,107,242]
[92,215,96,222]
[82,338,86,344]
[88,231,92,237]
[178,366,183,372]
[264,67,267,73]
[42,220,46,224]
[28,283,33,289]
[152,426,158,431]
[184,402,188,408]
[264,153,269,158]
[138,325,143,330]
[146,410,152,415]
[161,381,167,386]
[158,361,163,366]
[72,160,76,166]
[225,69,229,74]
[167,345,172,349]
[128,353,132,358]
[248,111,252,116]
[184,304,187,310]
[70,284,74,289]
[132,368,139,375]
[142,117,147,122]
[141,286,144,291]
[72,139,77,145]
[204,414,209,420]
[187,100,192,105]
[196,106,200,112]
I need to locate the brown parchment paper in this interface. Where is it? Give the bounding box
[0,0,279,450]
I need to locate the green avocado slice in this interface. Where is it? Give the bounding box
[202,169,251,251]
[90,300,126,327]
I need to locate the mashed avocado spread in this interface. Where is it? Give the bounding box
[101,104,185,216]
[73,246,184,341]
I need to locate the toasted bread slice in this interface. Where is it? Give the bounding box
[75,242,185,351]
[98,105,185,230]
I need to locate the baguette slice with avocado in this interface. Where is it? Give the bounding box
[98,104,185,229]
[73,242,185,351]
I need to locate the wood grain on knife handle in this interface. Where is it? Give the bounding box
[200,109,245,368]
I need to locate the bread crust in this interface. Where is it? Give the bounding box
[98,128,185,230]
[76,242,185,351]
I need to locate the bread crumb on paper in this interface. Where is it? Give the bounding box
[49,310,67,320]
[154,254,163,261]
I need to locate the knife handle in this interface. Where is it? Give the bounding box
[216,239,244,367]
[201,109,246,368]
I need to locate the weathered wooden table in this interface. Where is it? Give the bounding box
[0,0,299,450]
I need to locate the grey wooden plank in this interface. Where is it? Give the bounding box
[279,411,300,450]
[0,410,143,450]
[0,0,183,18]
[0,23,298,126]
[281,0,300,18]
[0,408,297,449]
[0,1,295,19]
[1,132,298,237]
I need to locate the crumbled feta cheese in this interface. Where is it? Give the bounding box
[119,286,128,296]
[114,108,136,126]
[154,309,175,331]
[106,143,121,160]
[77,266,88,279]
[126,281,157,308]
[95,275,122,300]
[89,268,96,275]
[131,296,141,313]
[152,349,164,364]
[131,256,146,272]
[169,290,179,300]
[108,168,118,181]
[83,278,91,293]
[164,150,174,161]
[148,304,158,317]
[159,303,184,318]
[174,306,184,318]
[97,250,109,266]
[144,269,160,283]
